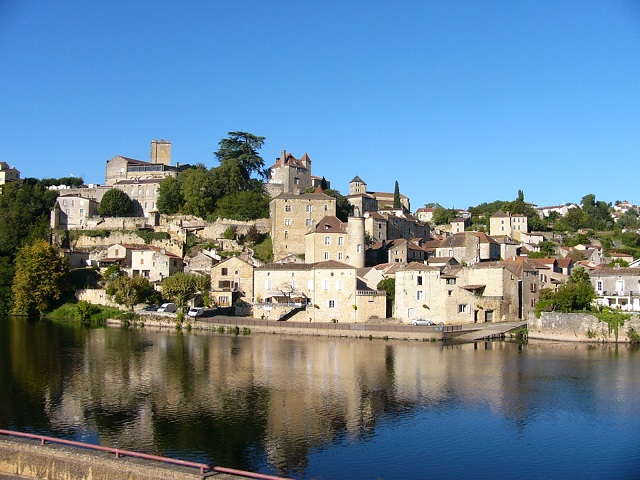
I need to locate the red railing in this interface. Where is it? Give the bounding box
[0,429,289,480]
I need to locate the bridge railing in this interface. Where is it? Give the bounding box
[0,429,289,480]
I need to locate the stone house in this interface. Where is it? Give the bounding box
[99,243,183,282]
[269,191,337,261]
[394,260,538,324]
[184,249,219,276]
[304,215,365,267]
[588,266,640,311]
[387,238,429,264]
[363,211,430,244]
[51,194,100,229]
[253,260,386,322]
[210,256,255,307]
[264,150,327,197]
[489,210,528,241]
[347,176,410,211]
[415,207,436,223]
[435,232,500,265]
[0,162,20,184]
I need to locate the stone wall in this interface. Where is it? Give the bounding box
[76,289,123,309]
[528,312,640,343]
[0,437,205,480]
[70,232,182,257]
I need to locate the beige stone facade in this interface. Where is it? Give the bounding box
[51,195,100,229]
[270,192,337,261]
[210,256,255,307]
[100,243,183,282]
[253,261,386,322]
[304,215,365,268]
[395,261,538,324]
[489,209,528,241]
[265,150,328,197]
[435,232,500,265]
[0,162,20,184]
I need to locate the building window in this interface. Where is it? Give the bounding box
[140,258,144,265]
[338,237,344,246]
[596,280,603,292]
[328,300,336,308]
[458,304,469,313]
[222,268,228,276]
[416,290,423,300]
[357,244,362,253]
[446,278,456,285]
[336,279,343,291]
[448,290,453,296]
[417,276,423,286]
[486,310,494,321]
[324,251,329,260]
[324,204,329,211]
[284,230,288,239]
[285,218,292,225]
[306,219,313,226]
[285,205,291,212]
[324,236,331,245]
[323,280,329,291]
[530,283,537,292]
[306,205,313,212]
[338,252,343,260]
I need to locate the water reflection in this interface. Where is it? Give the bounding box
[1,317,639,479]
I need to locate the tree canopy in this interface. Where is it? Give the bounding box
[393,181,401,209]
[161,272,211,312]
[156,132,270,221]
[99,189,133,216]
[106,275,155,311]
[12,240,71,315]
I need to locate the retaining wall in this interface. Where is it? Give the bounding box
[528,312,640,342]
[0,437,207,480]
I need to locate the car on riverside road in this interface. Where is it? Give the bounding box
[157,303,177,313]
[187,307,204,318]
[411,318,435,326]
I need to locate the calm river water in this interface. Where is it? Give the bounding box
[1,317,639,479]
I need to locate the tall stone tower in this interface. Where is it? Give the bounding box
[150,140,172,166]
[347,209,366,268]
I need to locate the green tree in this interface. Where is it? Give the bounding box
[98,189,133,216]
[12,240,71,315]
[161,272,211,312]
[157,176,183,214]
[432,206,457,225]
[76,300,98,322]
[377,278,395,304]
[180,166,217,218]
[214,190,270,221]
[106,275,155,311]
[214,131,267,180]
[393,181,401,209]
[527,240,557,258]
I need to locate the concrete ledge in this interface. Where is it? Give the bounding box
[0,437,234,480]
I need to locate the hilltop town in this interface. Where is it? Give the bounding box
[2,136,640,326]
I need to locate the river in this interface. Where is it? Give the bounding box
[1,317,639,479]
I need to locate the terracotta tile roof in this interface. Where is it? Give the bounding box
[313,260,356,270]
[400,262,439,272]
[312,216,346,233]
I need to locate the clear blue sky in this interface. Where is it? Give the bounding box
[2,1,639,210]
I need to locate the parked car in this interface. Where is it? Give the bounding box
[187,307,204,318]
[140,305,159,312]
[411,318,435,326]
[157,303,177,313]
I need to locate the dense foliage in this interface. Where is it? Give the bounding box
[161,272,211,312]
[156,132,270,221]
[98,188,133,216]
[12,239,71,315]
[106,275,156,311]
[0,181,59,313]
[535,266,596,316]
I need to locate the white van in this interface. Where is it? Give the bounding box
[157,303,177,313]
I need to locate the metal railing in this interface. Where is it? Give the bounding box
[0,429,289,480]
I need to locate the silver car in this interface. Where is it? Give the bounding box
[411,318,435,326]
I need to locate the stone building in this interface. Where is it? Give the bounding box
[435,232,501,265]
[304,215,365,268]
[489,209,528,241]
[394,260,539,324]
[588,266,640,311]
[210,256,255,307]
[99,243,183,283]
[0,162,20,184]
[269,191,337,261]
[50,194,100,229]
[265,150,328,197]
[253,260,386,322]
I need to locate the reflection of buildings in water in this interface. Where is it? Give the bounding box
[39,328,638,469]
